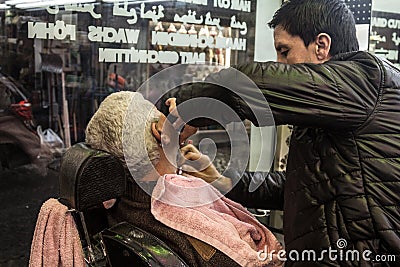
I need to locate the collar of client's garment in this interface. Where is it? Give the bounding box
[125,175,158,203]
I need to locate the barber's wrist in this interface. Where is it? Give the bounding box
[213,176,232,194]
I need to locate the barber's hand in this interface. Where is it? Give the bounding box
[165,98,198,146]
[179,144,233,193]
[179,144,220,183]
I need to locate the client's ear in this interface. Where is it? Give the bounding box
[151,122,162,142]
[152,121,171,146]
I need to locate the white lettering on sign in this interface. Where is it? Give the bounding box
[204,12,222,29]
[213,0,251,12]
[214,0,230,9]
[113,2,138,24]
[177,0,207,5]
[99,48,179,63]
[174,10,204,25]
[151,31,246,50]
[215,36,246,50]
[180,52,206,64]
[140,3,164,23]
[31,2,252,64]
[28,21,76,40]
[88,26,140,44]
[151,31,215,48]
[375,48,399,61]
[230,15,247,35]
[371,17,387,28]
[231,0,251,12]
[388,19,400,29]
[392,32,400,46]
[47,3,101,19]
[386,49,399,61]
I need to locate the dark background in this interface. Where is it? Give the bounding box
[0,166,59,267]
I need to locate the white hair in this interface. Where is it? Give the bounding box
[85,91,160,179]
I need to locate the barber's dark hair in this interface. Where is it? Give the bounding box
[268,0,359,56]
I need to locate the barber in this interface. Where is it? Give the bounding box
[166,0,400,266]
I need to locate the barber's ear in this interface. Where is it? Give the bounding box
[151,122,161,142]
[315,33,331,61]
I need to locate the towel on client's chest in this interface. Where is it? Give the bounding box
[151,174,283,267]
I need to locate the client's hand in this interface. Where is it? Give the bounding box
[179,144,232,193]
[165,98,197,146]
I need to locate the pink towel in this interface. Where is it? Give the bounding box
[151,174,284,267]
[29,198,86,267]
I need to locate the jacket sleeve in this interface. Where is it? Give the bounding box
[225,170,285,210]
[175,53,380,130]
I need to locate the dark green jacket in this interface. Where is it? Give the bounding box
[174,51,400,266]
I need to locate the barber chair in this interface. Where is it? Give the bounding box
[58,143,188,267]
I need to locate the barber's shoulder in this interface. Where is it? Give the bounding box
[233,62,268,76]
[330,50,377,63]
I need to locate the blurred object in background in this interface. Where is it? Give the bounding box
[0,71,53,174]
[107,73,126,92]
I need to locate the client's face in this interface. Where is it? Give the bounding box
[150,111,195,173]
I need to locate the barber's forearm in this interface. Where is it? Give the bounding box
[174,66,276,127]
[213,176,233,194]
[174,77,244,127]
[225,170,285,210]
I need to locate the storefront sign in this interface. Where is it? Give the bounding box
[28,21,76,40]
[371,11,400,63]
[27,1,252,64]
[213,0,251,12]
[177,0,251,11]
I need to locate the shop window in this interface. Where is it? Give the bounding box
[0,0,256,144]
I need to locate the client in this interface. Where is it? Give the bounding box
[85,91,282,266]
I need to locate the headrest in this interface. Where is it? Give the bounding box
[59,143,126,211]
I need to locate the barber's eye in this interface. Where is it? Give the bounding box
[281,50,289,57]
